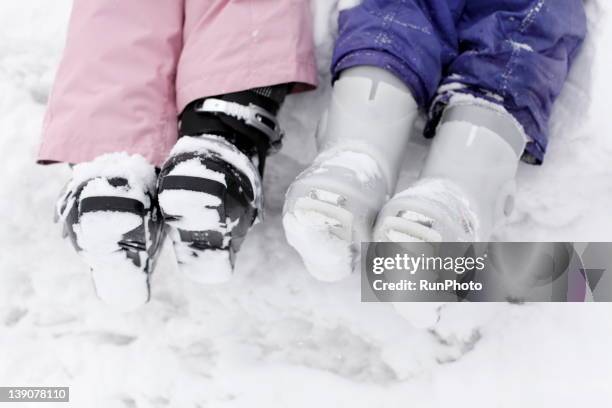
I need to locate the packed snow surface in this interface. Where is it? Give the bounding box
[1,0,612,407]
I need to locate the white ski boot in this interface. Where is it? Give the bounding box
[56,153,164,310]
[283,67,419,281]
[374,102,527,243]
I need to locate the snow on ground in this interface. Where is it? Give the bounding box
[0,1,611,407]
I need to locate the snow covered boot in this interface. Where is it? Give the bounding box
[56,153,164,310]
[157,86,288,283]
[283,67,418,281]
[373,103,527,243]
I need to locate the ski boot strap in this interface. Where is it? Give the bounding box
[180,85,290,175]
[197,99,282,147]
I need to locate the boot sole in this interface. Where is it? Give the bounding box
[77,210,151,311]
[158,188,233,284]
[283,191,358,282]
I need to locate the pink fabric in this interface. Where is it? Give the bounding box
[39,0,318,167]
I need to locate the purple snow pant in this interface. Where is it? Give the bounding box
[332,0,587,163]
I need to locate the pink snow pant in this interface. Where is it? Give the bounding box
[39,0,318,167]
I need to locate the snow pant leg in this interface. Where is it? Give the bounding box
[38,0,185,167]
[428,0,587,163]
[331,0,466,107]
[176,0,318,113]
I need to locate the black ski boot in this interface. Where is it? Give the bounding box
[56,153,164,309]
[157,86,288,283]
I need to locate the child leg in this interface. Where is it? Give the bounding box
[48,0,185,309]
[282,66,418,281]
[176,0,317,113]
[157,0,317,282]
[39,0,185,166]
[283,0,461,280]
[375,0,587,242]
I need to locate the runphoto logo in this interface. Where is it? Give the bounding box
[372,253,487,275]
[363,242,612,303]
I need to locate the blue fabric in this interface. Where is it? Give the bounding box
[332,0,587,163]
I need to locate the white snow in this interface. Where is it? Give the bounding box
[1,0,612,407]
[159,189,222,230]
[54,153,156,232]
[316,150,383,184]
[311,188,343,205]
[88,253,150,312]
[171,135,261,207]
[173,245,233,285]
[436,81,467,94]
[399,209,435,226]
[395,178,479,240]
[384,229,426,243]
[167,158,227,186]
[508,40,534,52]
[76,211,142,254]
[68,152,157,200]
[283,205,354,282]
